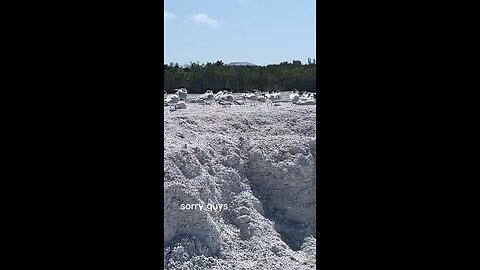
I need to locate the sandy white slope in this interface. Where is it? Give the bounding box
[164,103,316,270]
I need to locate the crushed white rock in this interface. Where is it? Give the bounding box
[164,103,316,269]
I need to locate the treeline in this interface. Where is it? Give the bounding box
[164,59,316,93]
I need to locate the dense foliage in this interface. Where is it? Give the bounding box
[164,59,316,93]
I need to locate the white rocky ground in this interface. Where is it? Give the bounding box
[164,102,316,270]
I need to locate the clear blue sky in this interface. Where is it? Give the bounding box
[164,0,316,66]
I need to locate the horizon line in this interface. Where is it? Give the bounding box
[163,58,317,66]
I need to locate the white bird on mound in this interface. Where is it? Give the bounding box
[197,90,215,105]
[240,91,250,105]
[257,94,266,105]
[295,99,316,105]
[165,93,180,111]
[176,98,187,109]
[245,92,258,106]
[299,91,310,100]
[265,92,275,100]
[253,89,263,96]
[218,100,233,107]
[176,88,188,101]
[300,91,316,101]
[295,91,316,105]
[221,90,234,103]
[214,90,222,102]
[289,89,300,103]
[264,92,276,107]
[273,91,282,102]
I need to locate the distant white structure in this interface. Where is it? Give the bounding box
[226,62,259,67]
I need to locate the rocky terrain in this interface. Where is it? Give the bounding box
[164,103,316,269]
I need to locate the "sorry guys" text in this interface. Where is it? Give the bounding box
[180,203,228,212]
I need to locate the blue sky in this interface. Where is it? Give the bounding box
[164,0,316,66]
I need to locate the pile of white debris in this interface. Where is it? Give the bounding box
[164,103,316,269]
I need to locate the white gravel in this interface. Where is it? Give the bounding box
[164,102,316,269]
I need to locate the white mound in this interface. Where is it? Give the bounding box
[164,103,316,269]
